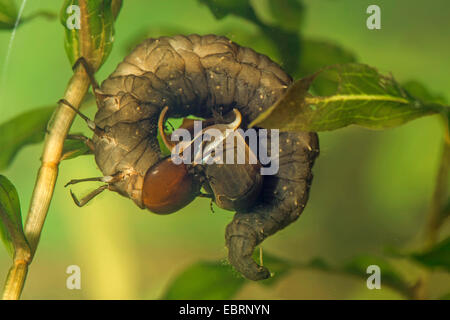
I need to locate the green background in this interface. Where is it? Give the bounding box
[0,0,449,299]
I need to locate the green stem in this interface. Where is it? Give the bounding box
[291,262,415,300]
[425,121,450,247]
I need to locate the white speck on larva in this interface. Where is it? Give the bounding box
[216,86,220,90]
[282,186,287,191]
[279,148,283,152]
[260,94,264,99]
[258,107,263,111]
[286,139,290,143]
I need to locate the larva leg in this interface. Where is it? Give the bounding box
[66,134,95,152]
[69,185,108,207]
[59,99,106,138]
[64,173,120,187]
[65,173,123,207]
[72,57,107,107]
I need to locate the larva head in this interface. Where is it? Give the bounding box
[141,157,200,214]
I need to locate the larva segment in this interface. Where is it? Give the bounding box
[226,131,319,280]
[92,34,319,279]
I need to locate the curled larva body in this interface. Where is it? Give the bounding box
[92,34,319,280]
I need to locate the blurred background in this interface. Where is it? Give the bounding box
[0,0,449,299]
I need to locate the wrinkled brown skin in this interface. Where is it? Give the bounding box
[205,162,263,212]
[92,34,319,280]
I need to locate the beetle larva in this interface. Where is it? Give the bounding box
[70,34,319,280]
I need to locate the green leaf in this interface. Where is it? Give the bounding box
[296,255,412,298]
[402,80,448,106]
[60,0,118,71]
[298,39,356,94]
[163,261,245,299]
[271,252,412,297]
[299,39,357,75]
[164,252,415,299]
[255,250,412,298]
[410,237,450,272]
[198,0,255,21]
[61,139,93,161]
[219,28,278,60]
[224,25,301,75]
[0,175,29,258]
[0,106,54,170]
[268,0,304,31]
[250,63,448,131]
[163,249,293,299]
[263,25,301,75]
[342,255,411,297]
[199,0,301,73]
[0,0,17,29]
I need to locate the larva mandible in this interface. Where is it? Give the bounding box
[80,34,319,280]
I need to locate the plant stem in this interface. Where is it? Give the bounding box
[2,239,31,300]
[1,64,91,300]
[2,261,28,300]
[425,122,450,247]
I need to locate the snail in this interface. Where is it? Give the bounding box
[63,34,319,280]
